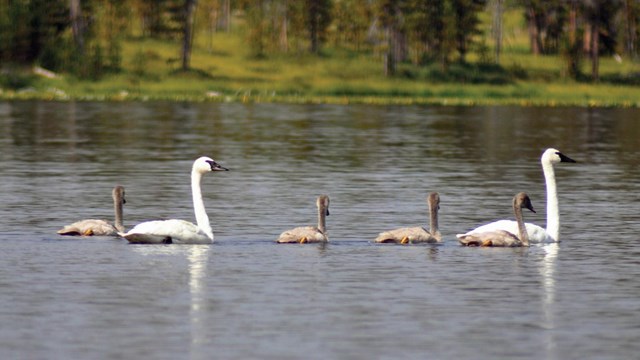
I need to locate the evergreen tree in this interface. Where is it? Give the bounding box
[306,0,332,53]
[405,0,451,68]
[582,0,622,82]
[377,0,407,76]
[332,0,372,50]
[450,0,486,63]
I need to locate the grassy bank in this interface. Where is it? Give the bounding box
[2,25,640,107]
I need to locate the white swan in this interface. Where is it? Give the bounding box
[374,192,442,244]
[457,148,575,243]
[57,185,126,236]
[120,156,228,244]
[276,195,330,244]
[458,192,535,247]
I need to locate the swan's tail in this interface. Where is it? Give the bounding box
[457,234,482,246]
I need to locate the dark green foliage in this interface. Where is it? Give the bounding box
[521,0,569,55]
[600,72,640,86]
[1,0,639,85]
[136,0,183,39]
[451,0,487,62]
[332,0,372,50]
[131,49,150,78]
[306,0,333,53]
[0,68,36,89]
[0,0,68,63]
[405,0,451,66]
[562,32,583,80]
[421,62,512,84]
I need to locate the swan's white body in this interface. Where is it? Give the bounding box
[457,148,575,243]
[374,192,442,244]
[57,186,126,236]
[120,157,228,244]
[458,192,534,247]
[277,195,330,244]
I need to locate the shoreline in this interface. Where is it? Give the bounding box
[1,90,638,108]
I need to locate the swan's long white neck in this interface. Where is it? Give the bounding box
[192,169,213,240]
[542,160,560,242]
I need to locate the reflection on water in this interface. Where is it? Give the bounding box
[187,246,210,352]
[1,102,640,359]
[540,243,559,358]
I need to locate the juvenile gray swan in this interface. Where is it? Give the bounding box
[458,192,535,247]
[277,195,330,244]
[374,192,442,244]
[457,148,575,243]
[120,157,228,244]
[57,185,126,236]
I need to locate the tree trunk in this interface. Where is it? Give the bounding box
[527,6,540,55]
[583,27,591,54]
[590,23,599,82]
[279,0,289,52]
[493,0,503,64]
[566,0,580,79]
[70,0,85,54]
[182,0,197,71]
[217,0,230,32]
[309,0,319,53]
[384,28,396,76]
[625,0,636,58]
[568,1,577,46]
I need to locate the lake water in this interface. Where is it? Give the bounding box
[1,101,639,359]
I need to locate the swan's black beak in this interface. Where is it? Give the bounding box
[526,203,536,213]
[557,152,576,163]
[207,160,229,171]
[326,209,330,216]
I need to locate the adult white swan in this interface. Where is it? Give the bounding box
[457,148,575,243]
[458,192,535,247]
[120,156,228,244]
[276,195,330,244]
[57,185,126,236]
[374,192,442,244]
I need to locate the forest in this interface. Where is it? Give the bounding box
[1,0,640,104]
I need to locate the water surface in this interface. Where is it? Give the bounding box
[1,102,639,359]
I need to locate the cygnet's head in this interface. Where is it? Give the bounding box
[113,185,126,204]
[317,195,330,216]
[514,192,536,213]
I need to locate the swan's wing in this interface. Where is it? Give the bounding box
[276,226,327,243]
[57,219,117,236]
[457,220,552,243]
[458,230,521,247]
[374,227,439,243]
[121,219,212,244]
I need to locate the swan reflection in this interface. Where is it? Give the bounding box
[540,243,559,356]
[187,245,210,347]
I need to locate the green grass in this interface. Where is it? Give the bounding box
[2,12,640,107]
